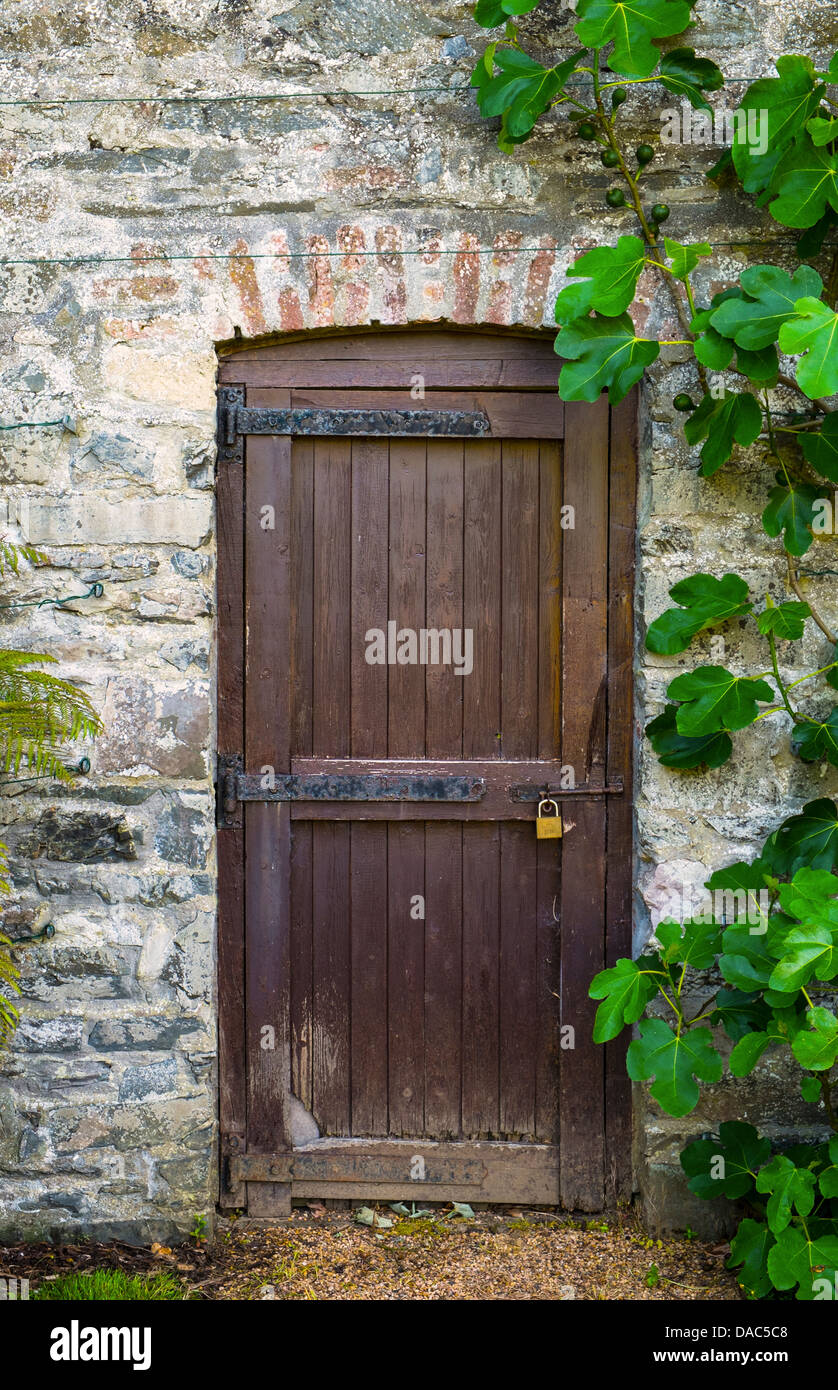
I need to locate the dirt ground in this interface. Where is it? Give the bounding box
[3,1206,743,1301]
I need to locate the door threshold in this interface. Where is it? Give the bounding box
[230,1138,560,1206]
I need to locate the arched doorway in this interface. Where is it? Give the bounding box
[215,328,635,1214]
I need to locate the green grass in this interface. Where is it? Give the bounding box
[32,1269,188,1301]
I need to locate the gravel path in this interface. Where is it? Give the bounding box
[4,1207,743,1301]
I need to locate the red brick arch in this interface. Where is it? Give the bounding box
[213,226,560,341]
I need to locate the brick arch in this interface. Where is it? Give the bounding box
[214,226,560,342]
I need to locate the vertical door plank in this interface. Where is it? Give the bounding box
[560,398,610,1210]
[499,823,538,1136]
[387,440,426,1136]
[538,441,563,763]
[312,822,351,1134]
[349,439,390,1136]
[351,439,390,757]
[313,440,352,757]
[461,821,500,1136]
[216,434,246,1206]
[425,439,464,756]
[605,391,637,1203]
[424,440,464,1136]
[463,441,501,762]
[349,823,388,1135]
[499,443,539,1136]
[387,440,426,758]
[535,838,561,1146]
[244,400,292,1216]
[424,827,462,1137]
[312,440,352,1134]
[290,438,314,758]
[387,821,425,1136]
[462,440,502,1137]
[500,441,539,759]
[536,440,563,1147]
[289,438,314,1121]
[290,822,313,1112]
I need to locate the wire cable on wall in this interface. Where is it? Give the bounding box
[0,583,104,610]
[0,417,71,430]
[0,238,808,270]
[0,73,782,106]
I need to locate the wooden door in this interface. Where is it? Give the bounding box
[216,331,635,1214]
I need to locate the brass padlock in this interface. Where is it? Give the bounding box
[536,797,562,839]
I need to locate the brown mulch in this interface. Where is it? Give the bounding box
[1,1206,743,1300]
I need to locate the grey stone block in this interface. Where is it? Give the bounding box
[88,1016,205,1050]
[118,1059,178,1102]
[640,1164,739,1240]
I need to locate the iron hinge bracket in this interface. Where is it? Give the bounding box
[216,753,244,829]
[216,385,245,467]
[220,1131,246,1205]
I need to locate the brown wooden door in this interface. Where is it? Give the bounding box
[216,332,635,1214]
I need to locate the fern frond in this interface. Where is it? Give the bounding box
[0,651,60,669]
[0,831,19,1049]
[0,996,20,1047]
[0,930,21,1048]
[0,939,19,989]
[0,541,47,576]
[0,637,102,1050]
[0,651,102,778]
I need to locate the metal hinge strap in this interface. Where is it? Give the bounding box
[238,772,484,801]
[233,406,491,437]
[216,391,492,457]
[216,757,485,826]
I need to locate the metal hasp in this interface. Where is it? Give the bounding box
[217,754,485,827]
[510,778,624,801]
[216,384,491,465]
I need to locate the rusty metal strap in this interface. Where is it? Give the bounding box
[231,1152,487,1185]
[228,404,492,438]
[231,769,485,803]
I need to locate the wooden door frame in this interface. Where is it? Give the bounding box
[215,327,636,1213]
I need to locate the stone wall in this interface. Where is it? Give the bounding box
[0,0,835,1239]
